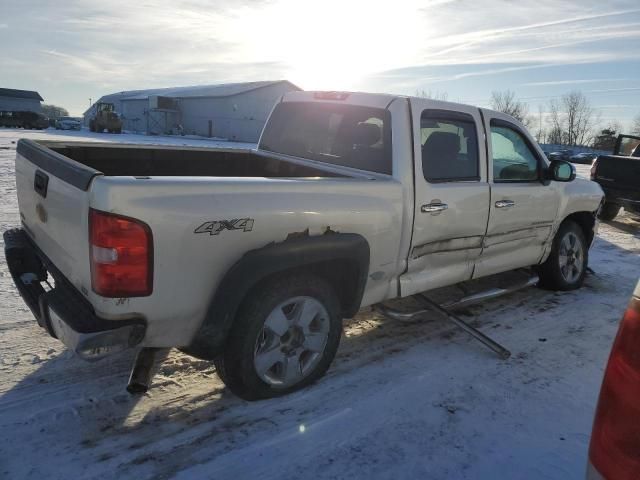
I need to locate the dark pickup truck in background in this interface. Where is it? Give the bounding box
[0,110,49,130]
[591,134,640,220]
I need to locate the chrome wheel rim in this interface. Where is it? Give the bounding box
[559,231,584,283]
[254,296,330,388]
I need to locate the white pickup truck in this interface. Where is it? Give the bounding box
[5,91,604,400]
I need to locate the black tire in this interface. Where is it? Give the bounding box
[214,273,342,400]
[598,202,621,221]
[89,121,95,132]
[537,220,588,291]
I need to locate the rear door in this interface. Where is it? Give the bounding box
[401,101,490,296]
[473,111,559,279]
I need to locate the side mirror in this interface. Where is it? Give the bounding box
[548,160,576,182]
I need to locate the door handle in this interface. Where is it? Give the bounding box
[495,200,515,208]
[422,202,448,213]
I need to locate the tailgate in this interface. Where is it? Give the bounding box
[15,139,102,289]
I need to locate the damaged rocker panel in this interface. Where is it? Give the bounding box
[411,224,553,259]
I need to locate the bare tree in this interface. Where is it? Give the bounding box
[490,90,531,127]
[415,89,449,101]
[564,91,596,145]
[534,104,546,143]
[632,114,640,136]
[546,91,598,146]
[42,104,69,119]
[546,99,564,144]
[593,125,620,151]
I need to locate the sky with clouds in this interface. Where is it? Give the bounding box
[0,0,638,129]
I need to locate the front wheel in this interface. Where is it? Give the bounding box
[215,274,342,400]
[537,220,588,291]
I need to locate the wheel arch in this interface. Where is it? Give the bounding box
[561,211,597,247]
[183,232,370,360]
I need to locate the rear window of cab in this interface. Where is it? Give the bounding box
[259,102,392,175]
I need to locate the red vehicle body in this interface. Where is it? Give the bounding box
[587,279,640,479]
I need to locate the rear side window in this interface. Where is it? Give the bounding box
[259,102,391,174]
[420,110,479,182]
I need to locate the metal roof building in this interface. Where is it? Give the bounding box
[83,80,300,142]
[0,88,43,113]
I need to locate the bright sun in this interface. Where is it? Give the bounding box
[224,0,424,91]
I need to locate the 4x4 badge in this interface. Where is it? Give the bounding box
[194,218,254,236]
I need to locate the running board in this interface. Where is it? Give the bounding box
[415,294,511,359]
[374,274,539,359]
[442,275,539,310]
[376,275,539,322]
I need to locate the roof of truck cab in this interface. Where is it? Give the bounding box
[282,90,505,118]
[282,91,399,109]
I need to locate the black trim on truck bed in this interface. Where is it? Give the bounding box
[17,139,102,191]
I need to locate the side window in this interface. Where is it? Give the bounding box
[490,125,540,182]
[420,110,479,183]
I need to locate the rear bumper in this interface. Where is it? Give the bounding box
[3,228,145,360]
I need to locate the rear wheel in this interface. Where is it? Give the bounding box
[538,220,588,291]
[598,202,621,221]
[214,274,342,400]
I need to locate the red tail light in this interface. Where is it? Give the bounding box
[89,209,153,297]
[590,158,599,180]
[589,295,640,479]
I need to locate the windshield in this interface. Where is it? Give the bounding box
[259,102,392,174]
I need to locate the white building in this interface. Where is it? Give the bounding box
[0,88,43,113]
[83,80,300,142]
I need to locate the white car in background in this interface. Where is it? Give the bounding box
[55,116,82,130]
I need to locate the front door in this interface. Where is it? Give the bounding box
[473,111,560,279]
[401,101,490,296]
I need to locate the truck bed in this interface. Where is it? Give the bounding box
[30,140,346,179]
[14,138,402,347]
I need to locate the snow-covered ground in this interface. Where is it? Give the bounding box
[0,128,638,480]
